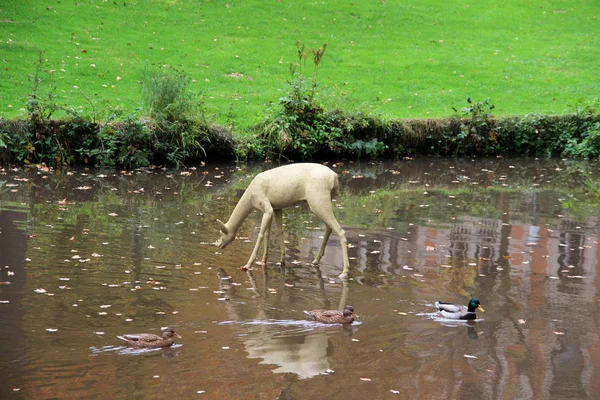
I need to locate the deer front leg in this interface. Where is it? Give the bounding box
[243,206,273,270]
[273,209,286,265]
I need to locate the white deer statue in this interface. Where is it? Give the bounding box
[214,163,350,279]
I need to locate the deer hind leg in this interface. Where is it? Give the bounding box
[273,209,286,265]
[307,194,350,279]
[261,216,273,265]
[312,225,332,265]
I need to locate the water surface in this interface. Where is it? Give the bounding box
[1,158,599,399]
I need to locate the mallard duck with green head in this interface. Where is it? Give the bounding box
[435,298,484,320]
[117,327,181,348]
[304,305,358,324]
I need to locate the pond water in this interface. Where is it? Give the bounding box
[1,158,600,399]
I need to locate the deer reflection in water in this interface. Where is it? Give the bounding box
[216,264,357,379]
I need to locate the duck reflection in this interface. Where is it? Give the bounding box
[216,266,355,378]
[466,324,480,341]
[438,320,481,341]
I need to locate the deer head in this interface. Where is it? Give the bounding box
[215,219,236,249]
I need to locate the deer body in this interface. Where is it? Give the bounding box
[215,163,350,279]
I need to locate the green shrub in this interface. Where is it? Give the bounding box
[451,98,498,156]
[140,65,208,167]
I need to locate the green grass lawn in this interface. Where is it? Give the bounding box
[1,0,598,129]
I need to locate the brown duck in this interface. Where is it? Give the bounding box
[304,305,358,324]
[117,327,181,348]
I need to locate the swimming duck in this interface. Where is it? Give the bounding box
[117,327,181,348]
[304,305,358,324]
[435,298,484,320]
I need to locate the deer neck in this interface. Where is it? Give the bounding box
[224,191,254,234]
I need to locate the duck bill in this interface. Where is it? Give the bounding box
[353,313,360,319]
[175,333,182,339]
[477,305,485,312]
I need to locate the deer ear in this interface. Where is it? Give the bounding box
[217,219,228,234]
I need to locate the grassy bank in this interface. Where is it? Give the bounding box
[2,96,599,166]
[1,0,599,127]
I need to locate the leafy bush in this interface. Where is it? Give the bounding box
[563,122,600,158]
[451,98,498,156]
[141,65,209,167]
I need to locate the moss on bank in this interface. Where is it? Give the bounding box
[1,106,600,168]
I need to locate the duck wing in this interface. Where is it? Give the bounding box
[304,309,344,323]
[118,333,162,344]
[435,301,466,313]
[439,309,477,320]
